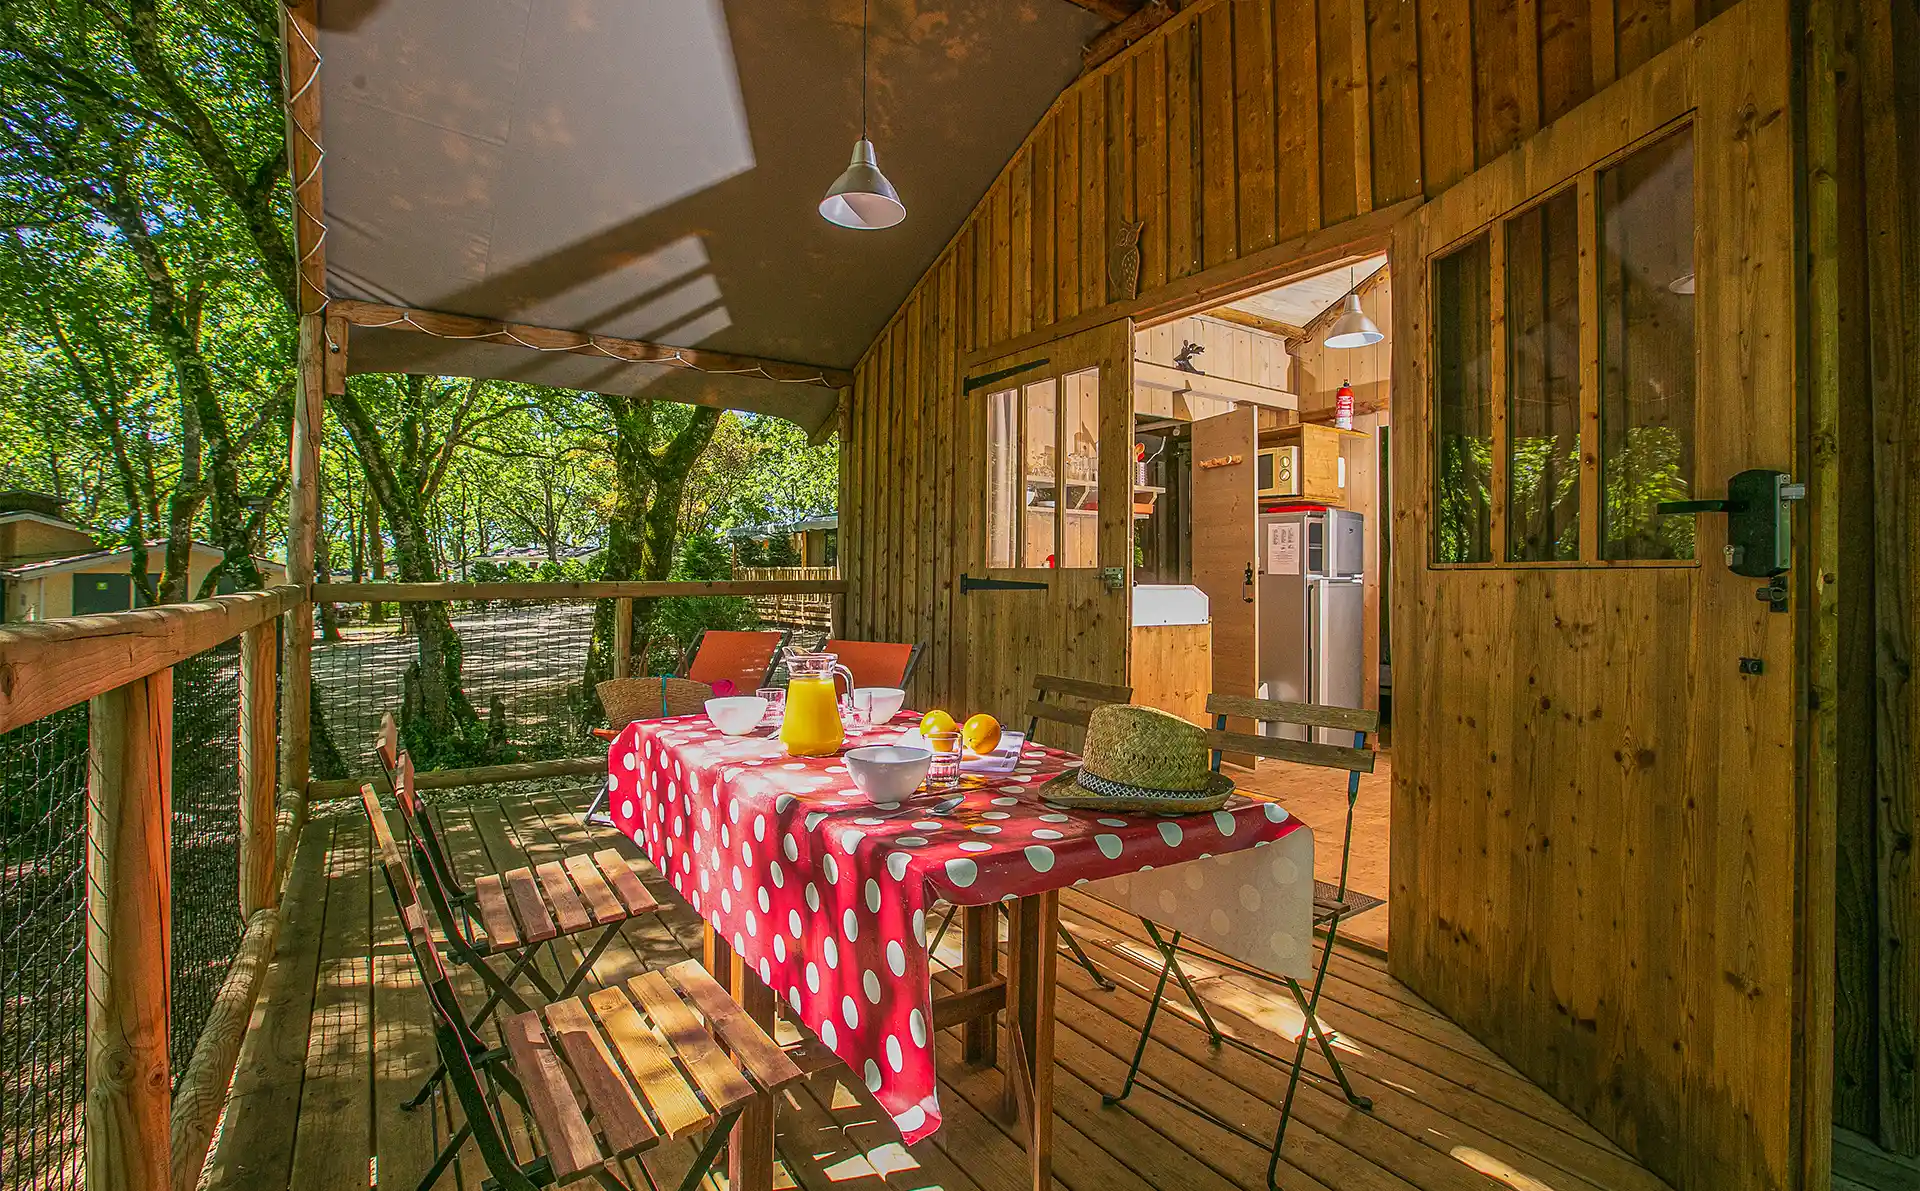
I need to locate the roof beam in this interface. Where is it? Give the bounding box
[1205,307,1309,340]
[1083,0,1188,71]
[330,300,854,390]
[1059,0,1144,24]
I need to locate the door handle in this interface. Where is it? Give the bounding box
[1243,563,1255,603]
[960,575,1050,594]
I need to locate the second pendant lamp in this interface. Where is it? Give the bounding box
[820,0,905,230]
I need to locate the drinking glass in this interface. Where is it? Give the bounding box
[757,687,786,726]
[850,688,875,727]
[926,731,961,789]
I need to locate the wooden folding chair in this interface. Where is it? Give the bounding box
[358,783,800,1191]
[929,675,1135,989]
[1022,673,1134,746]
[372,719,672,1106]
[822,638,922,689]
[682,629,787,694]
[1102,692,1379,1190]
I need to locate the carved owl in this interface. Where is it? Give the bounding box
[1109,219,1144,302]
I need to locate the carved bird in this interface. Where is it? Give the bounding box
[1173,340,1205,373]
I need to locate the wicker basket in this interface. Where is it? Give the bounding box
[599,677,713,729]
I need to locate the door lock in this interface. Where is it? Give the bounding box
[1243,563,1255,603]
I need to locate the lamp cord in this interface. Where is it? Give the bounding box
[861,0,869,137]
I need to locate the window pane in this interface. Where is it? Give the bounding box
[985,388,1018,568]
[1599,127,1695,560]
[1433,234,1494,563]
[1506,189,1583,561]
[1022,379,1058,567]
[1061,367,1100,568]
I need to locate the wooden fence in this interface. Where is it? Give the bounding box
[736,567,840,633]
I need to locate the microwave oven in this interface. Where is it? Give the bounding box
[1255,445,1300,500]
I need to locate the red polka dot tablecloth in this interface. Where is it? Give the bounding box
[604,711,1307,1141]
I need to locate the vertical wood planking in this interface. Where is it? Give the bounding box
[1081,78,1109,313]
[1135,40,1169,295]
[87,671,173,1191]
[1057,94,1082,320]
[1164,22,1199,280]
[1540,0,1596,122]
[1368,0,1424,207]
[1318,0,1362,226]
[1198,3,1238,268]
[1236,0,1278,253]
[1032,124,1056,331]
[1012,149,1034,339]
[1862,0,1920,1153]
[1276,0,1323,239]
[991,184,1012,348]
[1111,66,1137,300]
[1419,0,1477,192]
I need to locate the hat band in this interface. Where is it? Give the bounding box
[1070,767,1232,804]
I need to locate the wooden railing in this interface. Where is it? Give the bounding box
[0,575,849,1191]
[0,586,307,1191]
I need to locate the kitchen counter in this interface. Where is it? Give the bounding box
[1131,585,1211,725]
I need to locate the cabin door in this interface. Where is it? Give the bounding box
[959,320,1134,744]
[1389,0,1813,1188]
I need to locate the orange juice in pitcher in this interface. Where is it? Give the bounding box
[779,650,854,756]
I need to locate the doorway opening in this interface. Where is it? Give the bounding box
[1126,254,1394,954]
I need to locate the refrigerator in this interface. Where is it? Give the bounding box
[1256,506,1365,745]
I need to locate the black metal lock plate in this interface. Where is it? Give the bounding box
[1657,467,1795,578]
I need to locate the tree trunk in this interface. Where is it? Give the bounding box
[580,398,720,719]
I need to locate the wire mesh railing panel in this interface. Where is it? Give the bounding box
[0,705,89,1191]
[312,599,599,774]
[170,644,243,1086]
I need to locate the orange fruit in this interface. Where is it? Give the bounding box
[919,709,957,738]
[963,713,1002,757]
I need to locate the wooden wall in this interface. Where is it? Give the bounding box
[1831,0,1920,1154]
[842,0,1727,712]
[837,0,1915,1184]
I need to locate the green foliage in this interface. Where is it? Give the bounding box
[1602,425,1694,559]
[640,530,759,676]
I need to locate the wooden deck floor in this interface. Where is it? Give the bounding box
[205,788,1672,1191]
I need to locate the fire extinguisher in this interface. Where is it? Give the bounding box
[1335,379,1354,430]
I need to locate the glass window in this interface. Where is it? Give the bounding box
[1505,189,1583,561]
[985,388,1017,568]
[1061,367,1101,568]
[1599,127,1695,560]
[1433,234,1495,563]
[1022,379,1058,567]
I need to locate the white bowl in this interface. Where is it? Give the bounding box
[705,696,768,736]
[855,686,907,725]
[844,745,932,802]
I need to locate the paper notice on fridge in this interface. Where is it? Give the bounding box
[1267,521,1301,575]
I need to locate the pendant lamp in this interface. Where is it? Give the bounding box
[820,0,905,229]
[1324,265,1384,349]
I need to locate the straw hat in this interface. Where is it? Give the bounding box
[1040,704,1234,815]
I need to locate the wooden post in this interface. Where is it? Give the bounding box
[612,596,633,680]
[962,905,999,1064]
[238,622,278,915]
[1002,892,1058,1191]
[87,670,174,1191]
[281,0,328,793]
[728,954,778,1191]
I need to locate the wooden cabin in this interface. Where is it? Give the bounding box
[0,3,1912,1191]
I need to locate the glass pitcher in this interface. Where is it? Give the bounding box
[779,650,855,757]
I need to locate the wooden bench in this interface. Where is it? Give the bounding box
[358,782,800,1191]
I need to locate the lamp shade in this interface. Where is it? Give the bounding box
[1323,293,1384,349]
[820,139,905,230]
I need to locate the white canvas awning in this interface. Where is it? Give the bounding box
[315,0,1102,435]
